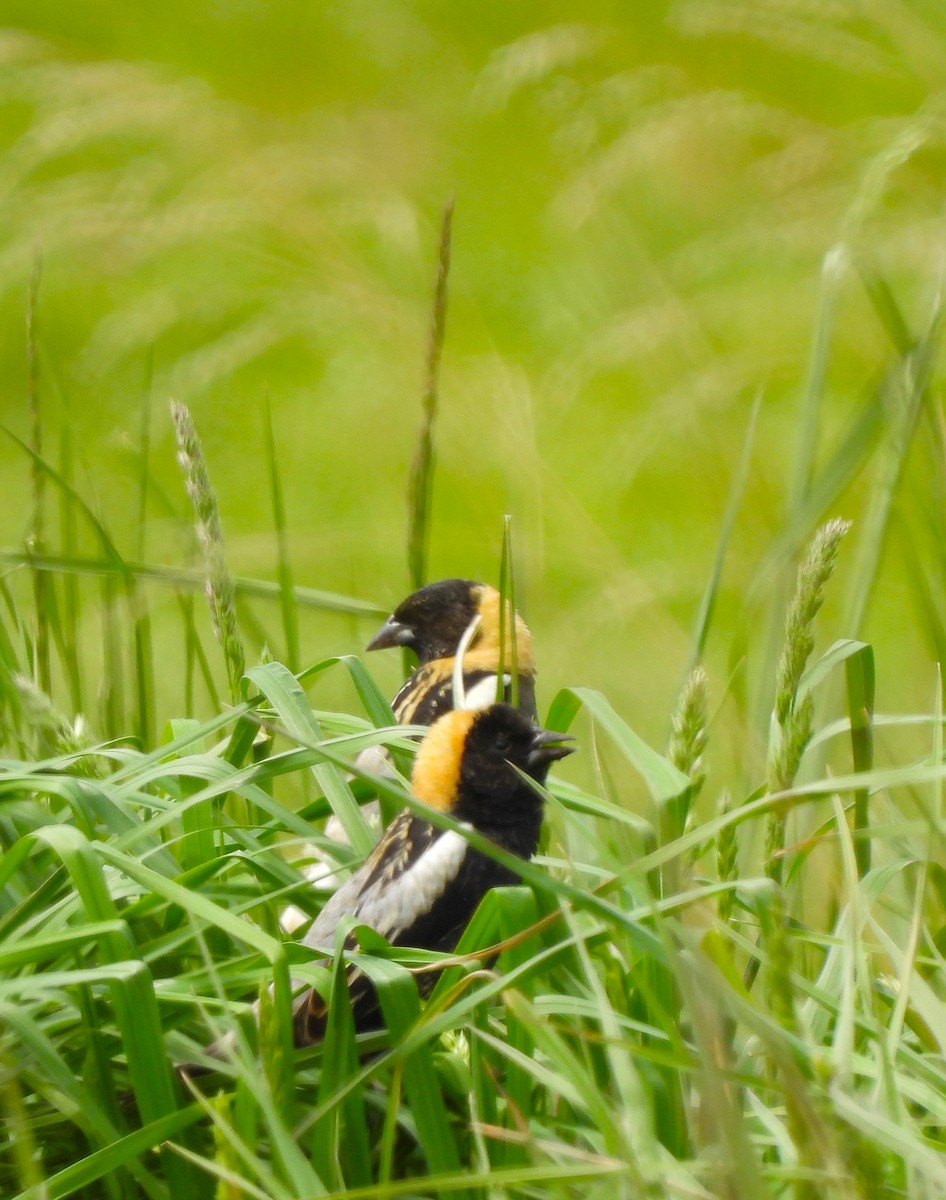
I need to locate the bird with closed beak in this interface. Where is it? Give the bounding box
[367,577,537,724]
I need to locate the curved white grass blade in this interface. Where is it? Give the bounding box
[452,614,481,711]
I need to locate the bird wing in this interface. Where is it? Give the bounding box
[300,810,471,951]
[291,810,472,1045]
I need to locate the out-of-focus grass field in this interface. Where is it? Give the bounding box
[3,2,946,766]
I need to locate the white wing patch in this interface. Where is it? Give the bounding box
[357,829,470,939]
[462,673,507,711]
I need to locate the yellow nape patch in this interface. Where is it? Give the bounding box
[411,709,478,812]
[474,586,535,671]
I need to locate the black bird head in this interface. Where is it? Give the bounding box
[367,578,534,670]
[412,703,574,831]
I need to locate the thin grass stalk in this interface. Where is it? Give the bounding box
[497,523,508,705]
[210,1092,246,1200]
[856,261,912,355]
[257,981,293,1133]
[57,418,82,713]
[758,247,844,791]
[691,393,760,664]
[132,597,154,747]
[742,413,877,749]
[0,550,381,616]
[0,1041,44,1194]
[264,396,299,673]
[5,426,151,743]
[715,791,738,926]
[0,582,26,754]
[407,196,454,590]
[131,383,155,746]
[790,245,846,513]
[843,306,940,638]
[377,1060,404,1192]
[171,399,246,705]
[182,589,197,717]
[497,514,520,708]
[25,256,51,698]
[674,953,762,1200]
[845,648,874,878]
[100,575,124,737]
[756,888,822,1200]
[138,361,153,552]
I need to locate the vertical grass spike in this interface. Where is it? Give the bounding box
[766,518,850,882]
[497,514,520,708]
[407,196,454,590]
[171,399,246,704]
[667,664,708,798]
[25,255,51,698]
[264,395,300,673]
[716,792,738,926]
[132,377,155,747]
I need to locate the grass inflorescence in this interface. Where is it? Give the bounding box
[171,399,246,706]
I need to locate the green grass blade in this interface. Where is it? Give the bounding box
[844,311,941,636]
[844,641,875,877]
[546,686,690,806]
[0,549,384,617]
[14,1107,201,1200]
[856,260,913,355]
[263,396,300,673]
[56,416,82,714]
[369,954,464,1185]
[246,660,374,855]
[496,513,520,708]
[691,391,760,662]
[790,243,846,511]
[4,432,130,578]
[25,258,51,699]
[310,947,372,1190]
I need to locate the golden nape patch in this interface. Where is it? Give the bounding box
[474,587,535,671]
[411,709,478,811]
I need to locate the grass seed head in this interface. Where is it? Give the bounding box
[775,518,851,726]
[171,399,245,702]
[668,664,709,794]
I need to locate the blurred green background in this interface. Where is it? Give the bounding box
[1,1,945,790]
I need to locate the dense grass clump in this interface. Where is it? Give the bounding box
[2,369,946,1200]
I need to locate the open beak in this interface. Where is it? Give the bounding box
[528,728,576,771]
[366,616,415,652]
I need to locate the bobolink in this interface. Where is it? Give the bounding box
[281,578,539,931]
[291,702,573,1045]
[367,578,537,724]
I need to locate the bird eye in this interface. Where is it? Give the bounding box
[494,732,512,755]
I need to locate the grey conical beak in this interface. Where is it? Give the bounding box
[528,728,576,770]
[366,616,415,652]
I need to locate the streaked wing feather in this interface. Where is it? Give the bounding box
[299,812,469,950]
